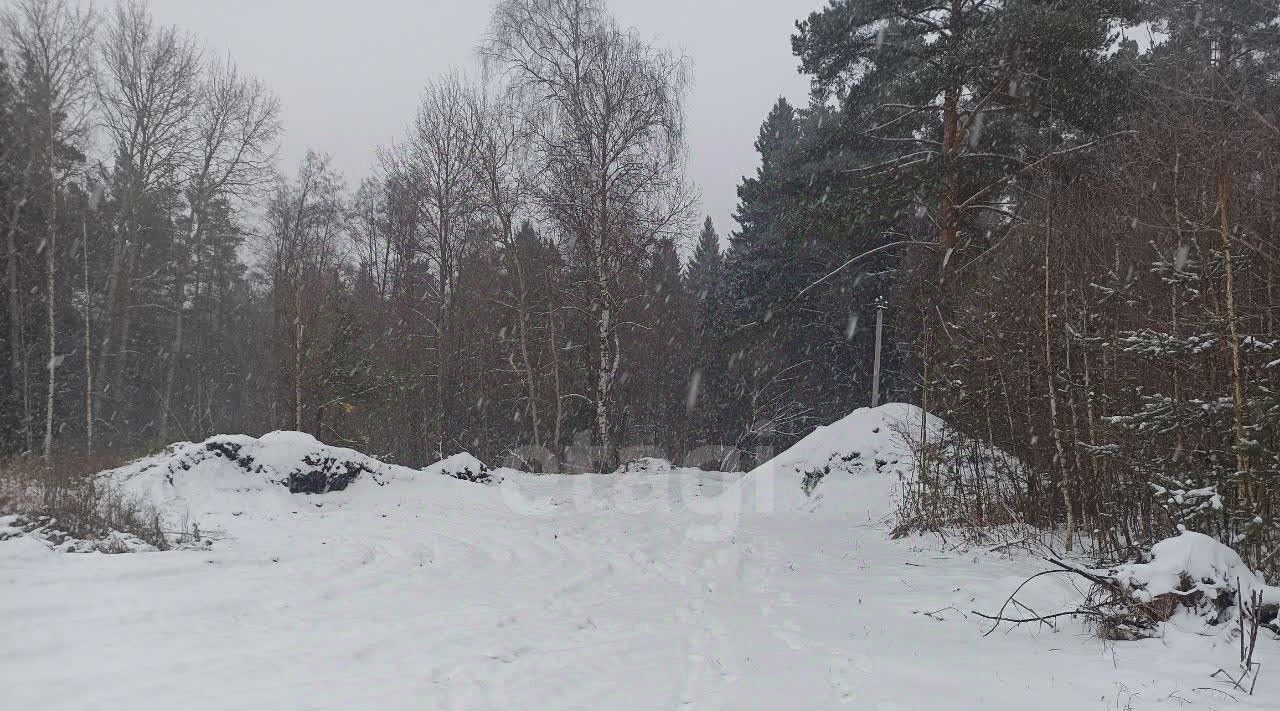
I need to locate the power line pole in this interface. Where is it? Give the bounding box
[871,298,886,407]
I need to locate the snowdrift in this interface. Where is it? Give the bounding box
[100,431,499,524]
[104,405,930,520]
[106,431,410,497]
[752,403,922,480]
[424,452,495,484]
[99,406,931,532]
[22,403,951,551]
[742,403,929,518]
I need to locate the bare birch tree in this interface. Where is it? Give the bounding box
[471,88,553,448]
[484,0,693,465]
[401,72,483,459]
[158,56,280,441]
[96,0,201,441]
[264,152,345,434]
[6,0,96,459]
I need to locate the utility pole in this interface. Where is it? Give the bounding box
[871,298,886,407]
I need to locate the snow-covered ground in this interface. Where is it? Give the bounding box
[2,404,1275,709]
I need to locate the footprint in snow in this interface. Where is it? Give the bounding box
[828,650,876,703]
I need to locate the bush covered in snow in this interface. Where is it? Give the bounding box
[613,457,676,475]
[0,515,161,553]
[1088,530,1280,640]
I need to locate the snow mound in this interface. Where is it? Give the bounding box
[0,529,56,560]
[425,452,495,484]
[756,403,920,481]
[100,432,503,525]
[743,403,930,518]
[105,431,416,499]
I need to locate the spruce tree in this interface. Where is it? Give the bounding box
[682,218,726,447]
[717,99,884,454]
[684,216,722,306]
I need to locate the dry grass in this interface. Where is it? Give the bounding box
[0,452,169,550]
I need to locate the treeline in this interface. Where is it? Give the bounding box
[766,0,1280,567]
[1,0,281,459]
[16,0,1275,573]
[0,0,887,469]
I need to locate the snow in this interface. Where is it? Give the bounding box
[101,430,432,521]
[1109,529,1280,608]
[3,405,1277,709]
[425,452,497,484]
[751,403,917,484]
[0,530,55,560]
[0,514,161,555]
[741,402,922,516]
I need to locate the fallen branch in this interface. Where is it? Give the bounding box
[972,609,1090,626]
[979,568,1079,636]
[987,536,1037,554]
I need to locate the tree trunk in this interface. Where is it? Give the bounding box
[294,279,305,432]
[96,216,127,425]
[937,0,965,255]
[82,221,93,453]
[595,283,612,468]
[512,254,542,448]
[1043,206,1074,552]
[109,240,139,434]
[161,211,198,443]
[42,109,59,462]
[159,273,184,443]
[5,190,25,441]
[550,303,564,456]
[1218,170,1250,493]
[939,85,961,253]
[42,189,57,460]
[918,304,931,515]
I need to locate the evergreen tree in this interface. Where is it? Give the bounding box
[713,99,890,455]
[684,216,722,306]
[621,239,694,455]
[793,0,1136,254]
[683,217,726,446]
[314,286,375,444]
[725,99,802,322]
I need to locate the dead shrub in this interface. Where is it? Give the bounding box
[1086,579,1185,641]
[893,418,1029,542]
[0,453,170,551]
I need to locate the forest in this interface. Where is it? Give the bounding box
[2,0,1279,573]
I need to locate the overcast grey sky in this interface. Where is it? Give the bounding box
[146,0,824,240]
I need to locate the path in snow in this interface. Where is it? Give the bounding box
[2,406,1274,710]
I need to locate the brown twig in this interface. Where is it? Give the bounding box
[977,568,1080,636]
